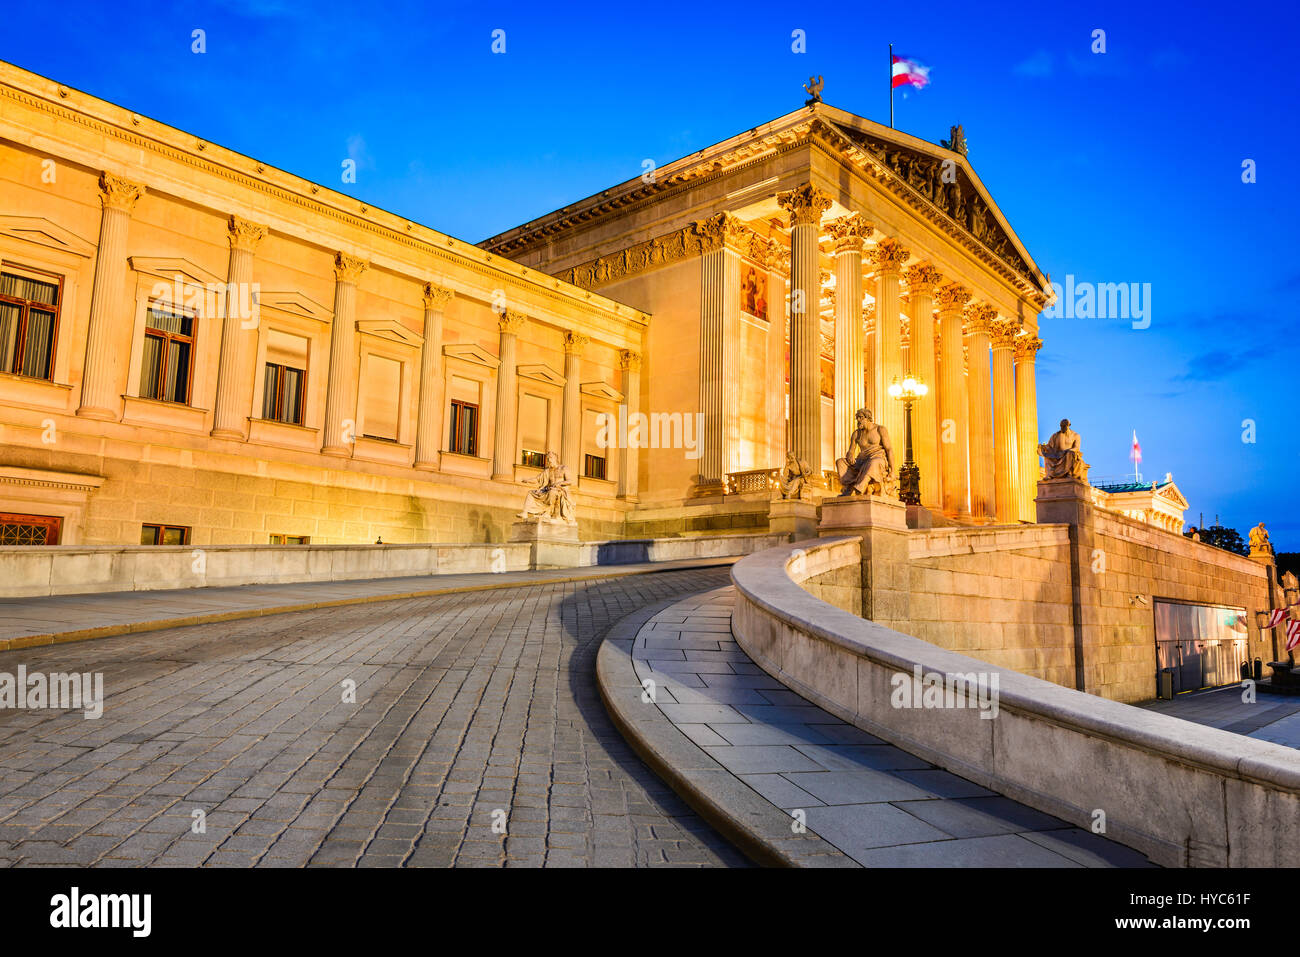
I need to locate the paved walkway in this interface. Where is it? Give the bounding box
[0,557,737,650]
[625,587,1154,867]
[1141,685,1300,749]
[0,567,749,867]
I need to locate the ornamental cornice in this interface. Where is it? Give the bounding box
[0,85,648,333]
[422,283,453,310]
[228,214,268,253]
[99,171,145,213]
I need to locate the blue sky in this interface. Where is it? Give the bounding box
[4,0,1297,545]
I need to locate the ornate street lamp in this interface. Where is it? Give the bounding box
[888,374,928,506]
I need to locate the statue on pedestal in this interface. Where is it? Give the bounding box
[1250,522,1274,557]
[777,452,813,500]
[1039,418,1087,481]
[835,408,894,497]
[518,452,576,525]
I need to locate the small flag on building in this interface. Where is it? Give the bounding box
[891,54,930,90]
[1287,618,1300,651]
[1130,430,1142,482]
[1266,608,1289,629]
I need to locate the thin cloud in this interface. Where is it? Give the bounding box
[1014,51,1053,77]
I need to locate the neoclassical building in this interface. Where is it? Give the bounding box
[483,101,1052,535]
[0,59,1051,547]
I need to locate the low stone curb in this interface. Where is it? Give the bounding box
[596,595,854,868]
[0,559,736,653]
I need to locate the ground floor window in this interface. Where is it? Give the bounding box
[140,523,190,545]
[269,534,310,545]
[1154,599,1249,694]
[520,449,545,468]
[584,453,606,480]
[0,266,61,381]
[0,512,61,545]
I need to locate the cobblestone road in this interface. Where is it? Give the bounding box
[0,569,748,867]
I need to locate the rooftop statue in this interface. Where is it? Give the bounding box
[1249,522,1274,557]
[940,124,968,157]
[518,452,576,526]
[804,75,824,105]
[835,408,894,496]
[1039,418,1087,481]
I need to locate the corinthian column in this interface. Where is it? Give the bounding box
[863,304,876,414]
[561,331,587,478]
[492,310,526,479]
[936,282,971,517]
[1014,334,1043,522]
[828,214,870,457]
[321,252,368,455]
[905,262,942,507]
[990,319,1021,524]
[618,349,642,500]
[415,283,453,468]
[212,215,268,438]
[777,183,832,473]
[965,302,997,521]
[870,237,910,453]
[78,172,145,420]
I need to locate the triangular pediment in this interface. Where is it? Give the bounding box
[356,318,423,347]
[1157,481,1189,510]
[518,363,566,386]
[258,290,332,323]
[580,381,623,401]
[443,342,499,368]
[0,216,95,258]
[128,256,224,288]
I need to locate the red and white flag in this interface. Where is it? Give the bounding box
[891,55,930,90]
[1287,618,1300,651]
[1266,608,1290,629]
[1130,430,1142,467]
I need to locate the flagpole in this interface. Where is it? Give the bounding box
[889,43,894,129]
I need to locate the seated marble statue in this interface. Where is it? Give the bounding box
[518,452,577,525]
[835,408,893,496]
[1038,418,1086,480]
[777,451,813,499]
[1250,522,1274,556]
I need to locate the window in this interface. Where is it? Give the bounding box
[360,353,401,441]
[139,302,195,404]
[262,330,308,424]
[520,449,546,468]
[0,265,61,381]
[0,513,61,545]
[582,406,610,480]
[584,453,606,480]
[140,523,190,545]
[449,400,479,456]
[519,393,549,468]
[269,534,310,545]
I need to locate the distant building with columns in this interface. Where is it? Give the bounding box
[0,60,1049,546]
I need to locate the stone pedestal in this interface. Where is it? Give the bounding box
[769,499,819,542]
[905,505,933,530]
[510,520,580,568]
[1035,477,1095,693]
[818,495,909,629]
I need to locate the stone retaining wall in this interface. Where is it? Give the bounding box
[731,536,1300,867]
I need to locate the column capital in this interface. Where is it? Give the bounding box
[862,302,876,333]
[228,215,268,253]
[965,302,998,336]
[334,252,369,284]
[904,261,943,294]
[696,212,751,254]
[869,237,910,274]
[990,319,1022,349]
[499,309,527,335]
[777,183,833,228]
[935,281,972,312]
[826,213,873,252]
[1014,334,1044,362]
[562,330,589,355]
[422,282,454,310]
[618,349,642,372]
[99,172,145,213]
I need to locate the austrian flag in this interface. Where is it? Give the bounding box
[1266,608,1289,629]
[891,54,930,90]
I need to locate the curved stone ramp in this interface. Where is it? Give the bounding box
[597,586,1152,867]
